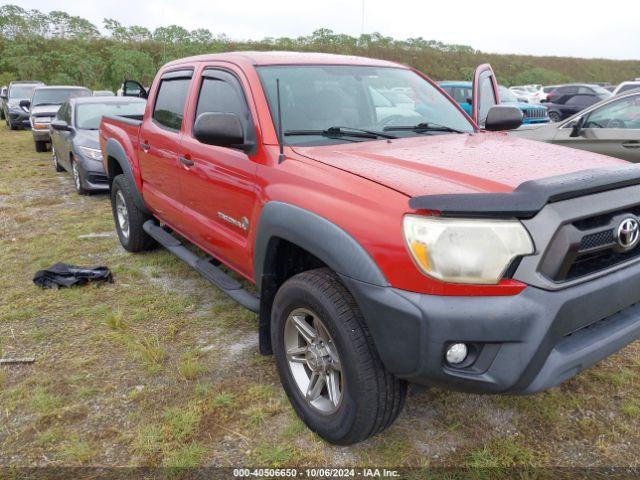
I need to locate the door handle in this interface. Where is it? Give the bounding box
[622,142,640,149]
[179,155,194,167]
[140,141,150,151]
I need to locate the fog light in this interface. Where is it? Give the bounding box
[445,343,468,365]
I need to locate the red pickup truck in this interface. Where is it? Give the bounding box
[100,52,640,445]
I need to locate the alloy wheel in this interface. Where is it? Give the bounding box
[115,190,130,240]
[284,307,343,414]
[72,161,81,191]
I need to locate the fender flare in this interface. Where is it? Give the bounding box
[254,201,388,287]
[104,138,151,215]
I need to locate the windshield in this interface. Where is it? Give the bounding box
[257,65,473,146]
[76,101,146,129]
[9,84,38,99]
[499,86,519,103]
[32,88,91,106]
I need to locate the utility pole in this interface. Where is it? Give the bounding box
[361,0,365,35]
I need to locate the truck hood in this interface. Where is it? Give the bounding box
[292,133,627,197]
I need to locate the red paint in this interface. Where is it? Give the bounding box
[100,52,631,297]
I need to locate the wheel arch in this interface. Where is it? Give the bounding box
[254,201,388,354]
[104,138,150,215]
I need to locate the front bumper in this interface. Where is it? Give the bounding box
[32,127,51,141]
[77,157,108,191]
[523,117,551,124]
[8,109,30,128]
[340,259,640,394]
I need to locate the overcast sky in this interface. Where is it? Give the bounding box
[7,0,640,60]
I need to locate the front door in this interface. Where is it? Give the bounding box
[179,66,259,277]
[138,69,194,229]
[553,93,640,162]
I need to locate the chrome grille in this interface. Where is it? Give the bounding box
[541,206,640,282]
[523,108,547,119]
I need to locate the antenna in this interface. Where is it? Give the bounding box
[276,78,285,163]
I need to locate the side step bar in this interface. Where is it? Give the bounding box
[143,221,260,313]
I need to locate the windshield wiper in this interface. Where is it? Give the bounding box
[33,102,61,107]
[284,126,397,140]
[383,122,464,134]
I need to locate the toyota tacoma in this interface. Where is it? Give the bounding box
[100,52,640,445]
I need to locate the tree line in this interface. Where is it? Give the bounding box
[1,4,638,91]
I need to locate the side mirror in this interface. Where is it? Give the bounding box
[484,105,523,131]
[0,94,7,101]
[570,116,585,137]
[193,112,252,151]
[51,119,71,131]
[19,99,31,109]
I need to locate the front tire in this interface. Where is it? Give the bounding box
[110,174,155,252]
[71,158,87,195]
[271,268,407,445]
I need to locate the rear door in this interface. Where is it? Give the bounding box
[553,93,640,162]
[138,69,194,229]
[179,65,259,277]
[471,64,500,127]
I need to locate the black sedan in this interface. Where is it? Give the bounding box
[544,84,612,122]
[544,94,604,122]
[50,96,146,195]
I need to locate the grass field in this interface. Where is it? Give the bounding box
[1,126,639,471]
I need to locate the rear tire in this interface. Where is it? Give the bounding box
[271,268,407,445]
[110,174,156,252]
[35,140,47,153]
[52,146,64,172]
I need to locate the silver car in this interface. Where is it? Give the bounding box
[510,89,640,162]
[50,96,146,195]
[27,86,92,152]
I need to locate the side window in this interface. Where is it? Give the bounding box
[578,86,593,95]
[195,70,254,140]
[477,72,498,126]
[586,95,640,129]
[153,78,191,130]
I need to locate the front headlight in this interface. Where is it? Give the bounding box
[76,146,103,161]
[403,215,534,284]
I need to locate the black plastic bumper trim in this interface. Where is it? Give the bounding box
[409,166,640,218]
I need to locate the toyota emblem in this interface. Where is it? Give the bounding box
[615,217,640,251]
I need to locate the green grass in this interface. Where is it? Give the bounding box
[162,406,201,442]
[1,124,640,470]
[163,443,206,468]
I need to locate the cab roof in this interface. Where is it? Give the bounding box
[34,85,90,91]
[163,51,406,69]
[71,96,146,105]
